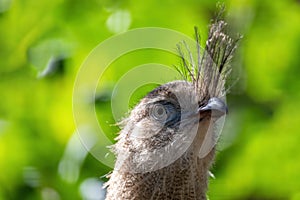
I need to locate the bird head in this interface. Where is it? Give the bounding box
[114,80,227,172]
[112,19,241,174]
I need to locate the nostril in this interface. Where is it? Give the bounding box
[198,101,205,108]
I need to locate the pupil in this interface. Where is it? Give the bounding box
[157,107,164,115]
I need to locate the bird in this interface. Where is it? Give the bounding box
[105,14,240,200]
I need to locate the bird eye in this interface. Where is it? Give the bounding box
[149,102,179,125]
[150,104,168,122]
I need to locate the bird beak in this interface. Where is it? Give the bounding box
[198,97,228,118]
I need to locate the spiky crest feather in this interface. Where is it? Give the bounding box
[175,9,241,103]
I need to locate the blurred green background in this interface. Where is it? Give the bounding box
[1,0,300,199]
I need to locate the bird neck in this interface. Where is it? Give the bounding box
[106,150,215,200]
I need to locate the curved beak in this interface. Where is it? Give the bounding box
[198,97,228,118]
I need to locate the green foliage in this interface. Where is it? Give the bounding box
[1,0,300,199]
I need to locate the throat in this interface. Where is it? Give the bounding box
[106,151,215,200]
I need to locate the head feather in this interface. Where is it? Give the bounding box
[175,11,241,102]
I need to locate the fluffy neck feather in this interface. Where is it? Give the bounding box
[106,148,215,200]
